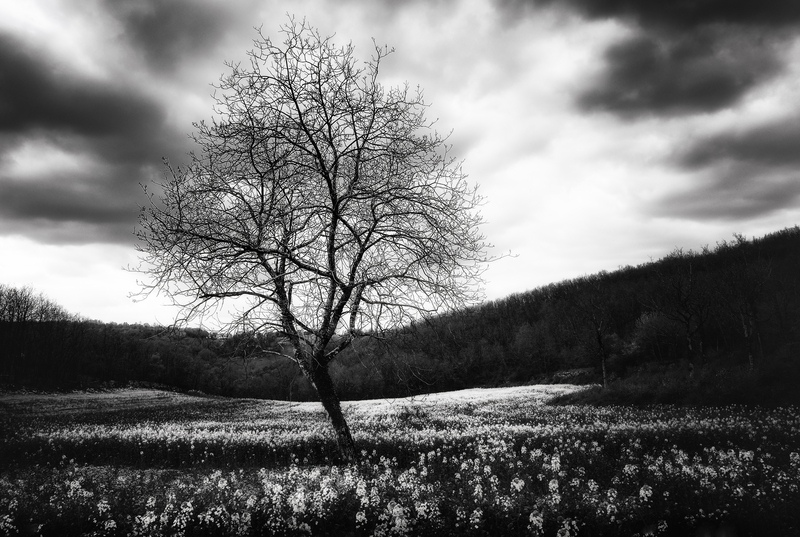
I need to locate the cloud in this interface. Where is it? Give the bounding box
[0,172,139,244]
[496,0,800,118]
[0,30,188,244]
[648,116,800,221]
[680,117,800,169]
[652,168,800,222]
[576,30,781,116]
[0,0,291,248]
[103,0,240,72]
[489,0,800,225]
[497,0,800,30]
[0,33,177,162]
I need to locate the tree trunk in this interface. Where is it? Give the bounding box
[310,363,357,463]
[600,354,608,389]
[754,324,764,371]
[595,327,608,389]
[741,313,755,372]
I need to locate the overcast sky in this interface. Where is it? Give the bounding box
[1,0,799,325]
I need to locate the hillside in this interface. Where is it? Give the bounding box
[2,226,799,404]
[341,226,800,404]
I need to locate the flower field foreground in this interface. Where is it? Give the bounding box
[1,387,799,536]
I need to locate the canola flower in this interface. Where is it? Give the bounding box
[0,387,799,535]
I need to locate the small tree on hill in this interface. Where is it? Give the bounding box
[135,18,491,462]
[713,235,771,371]
[645,249,712,378]
[563,275,619,388]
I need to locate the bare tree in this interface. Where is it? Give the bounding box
[564,275,618,388]
[135,18,491,461]
[0,284,73,323]
[645,249,712,378]
[713,235,771,371]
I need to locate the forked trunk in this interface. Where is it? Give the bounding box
[310,363,357,463]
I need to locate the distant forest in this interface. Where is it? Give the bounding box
[2,226,799,403]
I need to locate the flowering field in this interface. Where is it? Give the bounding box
[1,387,799,536]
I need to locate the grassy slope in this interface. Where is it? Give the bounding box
[0,384,586,416]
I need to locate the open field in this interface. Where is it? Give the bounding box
[1,387,799,536]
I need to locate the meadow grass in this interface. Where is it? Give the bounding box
[1,386,799,536]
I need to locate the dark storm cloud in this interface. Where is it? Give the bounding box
[498,0,800,118]
[652,167,800,222]
[0,177,129,224]
[0,31,186,244]
[104,0,236,71]
[500,0,800,28]
[654,117,800,221]
[0,168,141,244]
[576,32,781,116]
[0,33,175,163]
[680,117,800,169]
[0,163,147,244]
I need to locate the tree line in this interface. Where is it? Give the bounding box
[2,226,798,400]
[363,226,800,397]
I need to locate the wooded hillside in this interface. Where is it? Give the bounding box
[2,226,799,404]
[360,226,800,403]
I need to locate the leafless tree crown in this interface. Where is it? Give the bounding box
[136,18,491,363]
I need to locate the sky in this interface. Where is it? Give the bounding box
[1,0,800,326]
